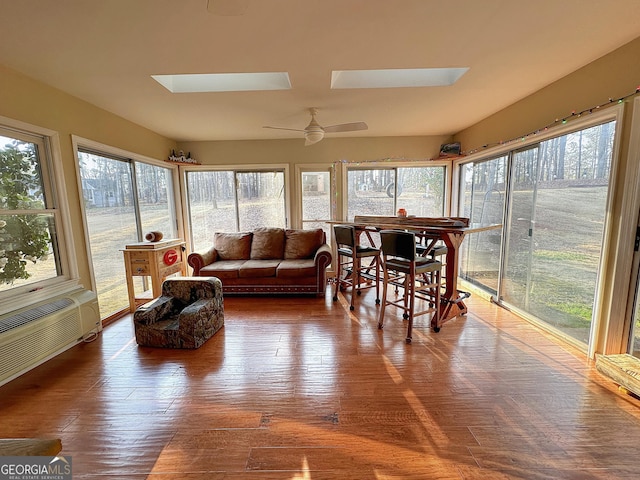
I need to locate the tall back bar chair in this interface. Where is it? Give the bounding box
[333,225,381,311]
[378,230,442,343]
[416,233,448,290]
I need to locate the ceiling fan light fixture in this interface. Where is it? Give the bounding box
[304,130,324,146]
[264,107,367,145]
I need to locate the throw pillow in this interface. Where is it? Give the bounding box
[251,228,285,259]
[284,228,324,259]
[214,232,252,260]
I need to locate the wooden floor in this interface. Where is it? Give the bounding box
[2,288,640,479]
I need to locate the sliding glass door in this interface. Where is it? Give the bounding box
[458,120,616,348]
[78,150,177,318]
[502,146,539,313]
[504,125,613,344]
[458,155,507,294]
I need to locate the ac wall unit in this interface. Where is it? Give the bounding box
[0,288,100,386]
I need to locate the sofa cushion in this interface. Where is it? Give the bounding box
[214,232,252,260]
[250,228,285,259]
[200,260,246,279]
[239,259,280,278]
[277,259,317,278]
[284,228,324,259]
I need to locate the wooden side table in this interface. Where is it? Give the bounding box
[122,239,187,312]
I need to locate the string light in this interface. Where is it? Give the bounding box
[464,85,640,155]
[330,85,640,162]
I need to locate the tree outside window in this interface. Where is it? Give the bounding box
[0,136,56,287]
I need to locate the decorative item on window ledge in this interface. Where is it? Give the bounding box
[167,150,200,165]
[145,231,164,242]
[439,142,461,157]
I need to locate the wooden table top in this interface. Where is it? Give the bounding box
[0,438,62,456]
[330,216,501,235]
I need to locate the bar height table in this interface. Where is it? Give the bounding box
[331,216,501,330]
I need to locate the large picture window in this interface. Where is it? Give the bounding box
[0,127,67,299]
[345,164,447,221]
[186,168,287,253]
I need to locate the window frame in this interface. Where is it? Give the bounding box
[0,116,77,311]
[72,136,184,295]
[452,104,625,357]
[339,159,452,220]
[180,163,290,254]
[294,163,334,229]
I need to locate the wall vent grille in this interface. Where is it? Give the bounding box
[0,290,98,386]
[0,309,81,380]
[0,298,73,334]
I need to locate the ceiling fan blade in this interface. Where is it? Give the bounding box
[323,121,368,133]
[263,126,306,133]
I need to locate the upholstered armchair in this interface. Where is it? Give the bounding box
[133,277,224,349]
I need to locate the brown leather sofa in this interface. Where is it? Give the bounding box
[187,227,332,297]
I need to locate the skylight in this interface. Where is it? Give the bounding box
[151,72,292,93]
[330,68,469,89]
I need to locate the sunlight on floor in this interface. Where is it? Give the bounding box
[290,456,311,479]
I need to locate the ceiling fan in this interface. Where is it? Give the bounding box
[264,108,368,146]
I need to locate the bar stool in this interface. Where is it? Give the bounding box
[378,229,442,343]
[416,235,448,290]
[333,225,381,310]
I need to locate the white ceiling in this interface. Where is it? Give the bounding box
[2,0,640,143]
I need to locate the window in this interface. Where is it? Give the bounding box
[345,164,447,220]
[457,118,617,349]
[299,168,332,240]
[0,126,69,300]
[505,123,614,345]
[77,148,178,318]
[185,168,287,252]
[458,155,507,294]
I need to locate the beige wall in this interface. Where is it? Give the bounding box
[177,135,450,167]
[0,64,176,291]
[454,36,640,157]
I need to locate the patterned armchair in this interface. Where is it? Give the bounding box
[133,277,224,349]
